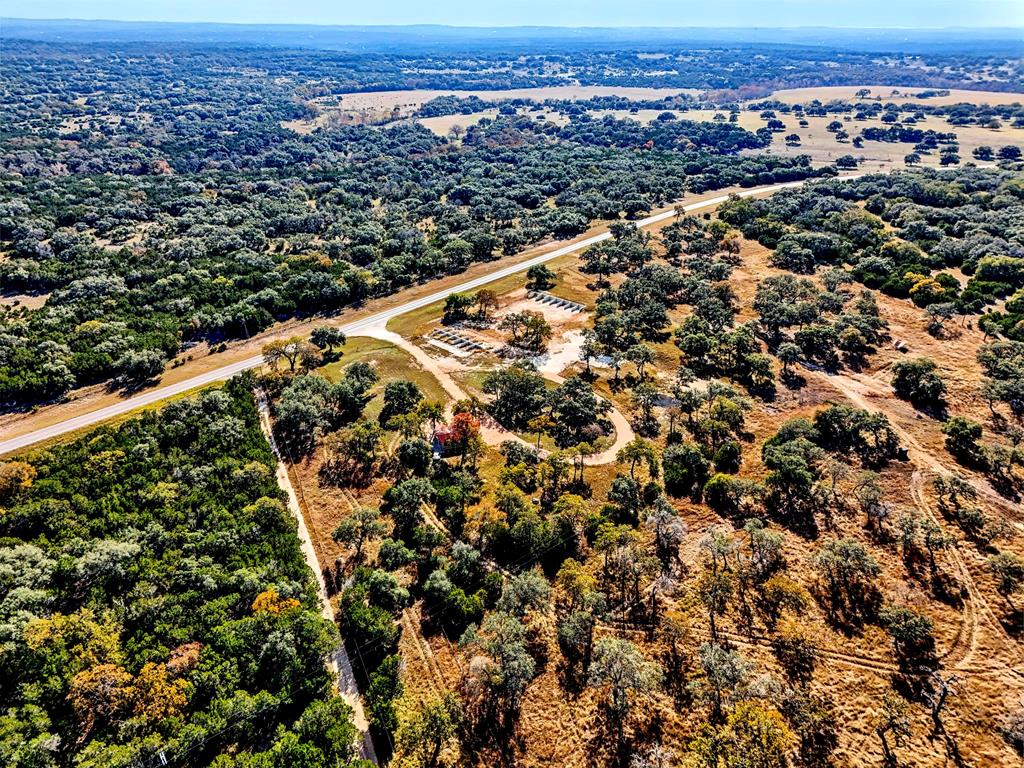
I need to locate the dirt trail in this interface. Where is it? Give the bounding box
[401,608,448,694]
[812,368,1023,675]
[255,392,378,764]
[353,324,636,465]
[817,368,1019,517]
[605,621,895,676]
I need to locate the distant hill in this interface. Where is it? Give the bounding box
[2,17,1022,54]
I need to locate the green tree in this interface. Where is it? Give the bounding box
[443,293,475,324]
[942,417,985,466]
[547,376,611,447]
[772,620,818,685]
[382,477,433,538]
[310,326,347,353]
[879,605,935,660]
[526,264,556,290]
[891,357,946,409]
[626,343,656,379]
[587,637,662,739]
[474,289,499,322]
[381,379,424,426]
[397,694,462,768]
[482,362,547,430]
[696,643,751,722]
[326,421,385,476]
[721,701,794,768]
[332,506,388,565]
[460,612,536,714]
[398,437,433,476]
[365,654,403,733]
[663,441,710,500]
[500,310,553,352]
[263,336,320,373]
[989,552,1024,607]
[617,437,660,482]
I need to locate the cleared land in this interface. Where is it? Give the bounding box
[768,86,1024,106]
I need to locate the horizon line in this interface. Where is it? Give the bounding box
[3,17,1023,32]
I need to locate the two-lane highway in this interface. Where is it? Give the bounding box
[0,177,858,456]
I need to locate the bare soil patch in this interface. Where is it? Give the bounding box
[0,293,49,310]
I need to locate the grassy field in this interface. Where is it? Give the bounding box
[385,269,534,338]
[320,336,450,421]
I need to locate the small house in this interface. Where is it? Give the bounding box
[431,426,457,458]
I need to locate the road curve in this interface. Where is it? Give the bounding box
[0,176,861,456]
[354,323,636,464]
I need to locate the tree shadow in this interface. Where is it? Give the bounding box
[555,655,589,696]
[106,375,161,396]
[318,460,375,489]
[781,370,807,390]
[1001,607,1024,639]
[928,568,965,609]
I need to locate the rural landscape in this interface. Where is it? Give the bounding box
[0,10,1023,768]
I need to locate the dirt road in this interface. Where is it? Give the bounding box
[354,323,636,464]
[255,392,378,764]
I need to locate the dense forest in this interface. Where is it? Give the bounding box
[0,37,830,407]
[0,378,369,767]
[4,38,1022,102]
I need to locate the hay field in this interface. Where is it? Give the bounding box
[335,85,702,113]
[768,86,1024,106]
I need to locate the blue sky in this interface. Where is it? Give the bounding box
[4,0,1022,27]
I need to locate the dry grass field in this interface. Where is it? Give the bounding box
[311,83,1024,177]
[408,103,1024,173]
[282,85,700,129]
[335,85,701,113]
[768,86,1024,107]
[283,83,1024,150]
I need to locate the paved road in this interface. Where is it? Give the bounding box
[0,177,855,456]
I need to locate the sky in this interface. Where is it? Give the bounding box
[3,0,1023,28]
